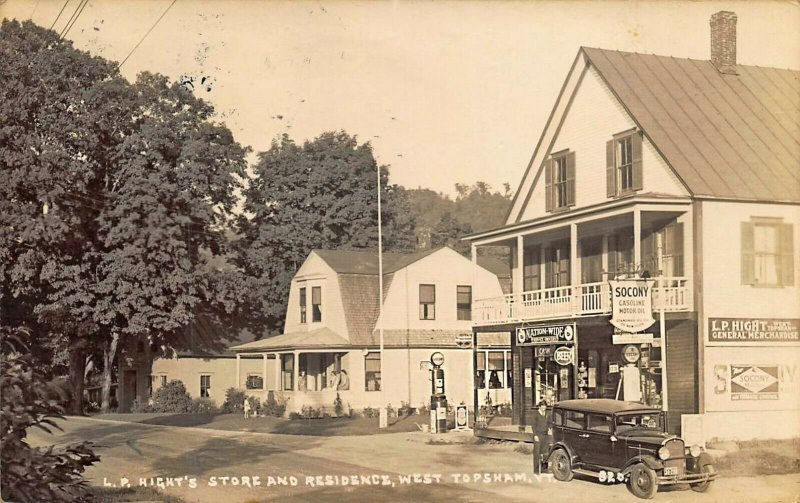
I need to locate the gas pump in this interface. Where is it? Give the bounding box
[430,352,448,434]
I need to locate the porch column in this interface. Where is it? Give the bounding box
[236,353,241,390]
[262,353,268,391]
[274,352,281,391]
[515,235,524,294]
[570,223,578,286]
[633,208,642,270]
[471,243,477,265]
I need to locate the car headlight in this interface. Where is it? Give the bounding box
[658,446,670,460]
[689,444,702,457]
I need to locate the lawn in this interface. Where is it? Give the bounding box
[90,485,185,502]
[96,412,438,436]
[709,438,800,477]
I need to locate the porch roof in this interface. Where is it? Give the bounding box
[229,327,350,352]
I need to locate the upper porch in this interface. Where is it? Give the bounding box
[468,197,695,325]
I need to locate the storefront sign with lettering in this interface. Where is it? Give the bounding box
[516,324,575,346]
[730,365,779,400]
[709,318,799,343]
[553,346,574,366]
[610,280,655,333]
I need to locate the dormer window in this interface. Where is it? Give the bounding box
[312,286,322,322]
[545,150,575,212]
[607,130,643,197]
[299,287,307,323]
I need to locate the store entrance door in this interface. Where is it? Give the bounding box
[534,355,572,406]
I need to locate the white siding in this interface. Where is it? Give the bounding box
[283,253,349,339]
[519,66,688,222]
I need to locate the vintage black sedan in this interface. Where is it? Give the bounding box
[547,399,716,499]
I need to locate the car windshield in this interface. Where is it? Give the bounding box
[615,413,663,434]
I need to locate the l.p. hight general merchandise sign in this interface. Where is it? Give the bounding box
[709,318,799,343]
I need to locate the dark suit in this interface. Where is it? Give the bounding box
[531,410,551,474]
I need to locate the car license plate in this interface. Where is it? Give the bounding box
[663,466,678,476]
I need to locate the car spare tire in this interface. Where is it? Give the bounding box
[548,448,573,482]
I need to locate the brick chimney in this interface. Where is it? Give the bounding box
[710,11,738,74]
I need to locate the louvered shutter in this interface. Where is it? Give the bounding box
[741,222,755,285]
[671,222,684,276]
[566,151,576,207]
[780,223,795,286]
[545,159,553,212]
[632,132,643,191]
[606,140,616,197]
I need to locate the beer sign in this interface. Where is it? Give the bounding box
[554,346,574,366]
[610,279,655,333]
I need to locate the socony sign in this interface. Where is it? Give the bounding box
[610,279,656,333]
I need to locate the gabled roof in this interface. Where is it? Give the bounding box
[312,248,439,275]
[230,327,349,352]
[584,47,799,202]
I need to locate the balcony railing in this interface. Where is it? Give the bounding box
[473,277,691,326]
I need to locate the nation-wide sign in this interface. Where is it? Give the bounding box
[610,279,656,333]
[517,324,576,346]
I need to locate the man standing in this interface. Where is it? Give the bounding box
[531,401,551,474]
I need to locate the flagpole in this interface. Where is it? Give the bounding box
[378,165,387,428]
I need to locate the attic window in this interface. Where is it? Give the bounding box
[607,130,643,197]
[299,287,307,323]
[419,284,435,320]
[545,150,575,212]
[312,286,322,322]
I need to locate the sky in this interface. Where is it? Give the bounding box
[3,0,799,197]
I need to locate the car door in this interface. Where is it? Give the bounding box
[581,413,618,469]
[562,410,587,463]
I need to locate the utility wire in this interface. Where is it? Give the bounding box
[29,0,41,20]
[50,0,71,30]
[58,0,84,38]
[60,0,90,40]
[118,0,178,70]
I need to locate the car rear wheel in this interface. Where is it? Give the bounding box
[627,463,657,499]
[690,459,716,493]
[548,449,573,482]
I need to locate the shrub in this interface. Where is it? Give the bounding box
[300,405,323,418]
[496,402,513,417]
[399,401,413,417]
[288,412,302,420]
[333,393,345,417]
[191,397,219,414]
[417,403,430,417]
[362,406,378,418]
[1,328,100,502]
[263,393,287,417]
[386,403,396,418]
[246,396,261,414]
[130,397,152,413]
[222,388,247,414]
[348,406,362,419]
[150,380,193,413]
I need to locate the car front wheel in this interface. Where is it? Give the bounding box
[548,448,573,482]
[690,458,716,493]
[627,463,657,499]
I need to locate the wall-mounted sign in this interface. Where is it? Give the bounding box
[621,344,641,364]
[554,346,574,366]
[731,365,779,400]
[613,332,654,345]
[709,318,799,343]
[455,334,473,348]
[430,352,445,367]
[516,324,576,346]
[609,363,620,374]
[610,279,655,333]
[455,404,469,430]
[524,368,533,387]
[535,346,554,358]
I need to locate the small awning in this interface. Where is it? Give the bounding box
[230,327,351,352]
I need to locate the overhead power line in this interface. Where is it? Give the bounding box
[60,0,90,40]
[118,0,178,70]
[50,0,71,30]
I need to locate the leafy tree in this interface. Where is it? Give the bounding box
[238,131,413,333]
[431,211,473,255]
[0,20,248,413]
[1,327,100,502]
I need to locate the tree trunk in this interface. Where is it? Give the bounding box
[101,333,119,413]
[68,343,87,415]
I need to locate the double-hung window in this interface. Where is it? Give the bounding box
[200,375,211,398]
[419,284,435,320]
[312,286,322,322]
[456,285,472,321]
[365,352,381,391]
[545,150,575,212]
[246,374,264,390]
[607,130,643,197]
[742,220,794,286]
[299,287,307,323]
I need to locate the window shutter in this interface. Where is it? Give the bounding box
[545,159,553,212]
[671,222,684,276]
[741,222,755,285]
[606,140,616,197]
[632,131,643,191]
[566,151,576,206]
[780,223,795,286]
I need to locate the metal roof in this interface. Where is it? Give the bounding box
[584,47,800,203]
[554,398,660,414]
[230,327,350,352]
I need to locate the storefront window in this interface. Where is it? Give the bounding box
[365,352,381,391]
[475,352,486,389]
[488,351,504,388]
[475,350,512,390]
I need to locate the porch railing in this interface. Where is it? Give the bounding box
[473,277,691,325]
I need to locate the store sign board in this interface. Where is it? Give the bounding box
[535,346,554,358]
[517,324,576,346]
[709,318,800,343]
[610,280,655,333]
[455,333,473,348]
[613,332,654,345]
[621,344,641,364]
[731,365,779,400]
[554,346,574,366]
